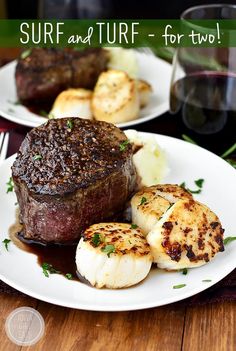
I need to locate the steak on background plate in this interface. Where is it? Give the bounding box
[15,48,109,105]
[12,118,137,245]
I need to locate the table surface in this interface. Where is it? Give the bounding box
[0,49,235,351]
[0,293,235,351]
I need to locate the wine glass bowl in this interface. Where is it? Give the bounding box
[170,4,236,155]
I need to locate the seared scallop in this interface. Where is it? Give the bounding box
[147,199,224,270]
[76,223,152,289]
[92,70,140,124]
[131,184,193,235]
[50,88,93,119]
[137,79,152,108]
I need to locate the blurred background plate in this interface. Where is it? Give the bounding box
[0,52,172,128]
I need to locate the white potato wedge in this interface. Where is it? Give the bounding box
[137,79,152,108]
[50,88,93,119]
[92,70,140,124]
[131,184,193,235]
[76,223,152,289]
[147,199,224,270]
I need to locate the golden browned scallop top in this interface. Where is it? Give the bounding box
[150,184,193,200]
[132,184,193,217]
[134,193,170,220]
[160,199,224,263]
[82,223,151,257]
[134,184,193,202]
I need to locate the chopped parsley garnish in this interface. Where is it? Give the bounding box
[173,284,186,289]
[223,237,236,245]
[195,178,204,189]
[21,49,32,59]
[166,203,174,211]
[140,197,147,205]
[187,188,201,194]
[65,273,73,280]
[202,279,212,282]
[119,140,130,152]
[42,262,60,277]
[182,134,197,145]
[182,268,188,275]
[2,238,11,251]
[130,224,138,229]
[33,154,42,161]
[101,244,115,257]
[39,110,48,117]
[67,119,73,130]
[42,263,50,277]
[92,233,102,247]
[6,177,14,193]
[180,178,204,194]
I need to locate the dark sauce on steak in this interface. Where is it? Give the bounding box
[20,236,78,281]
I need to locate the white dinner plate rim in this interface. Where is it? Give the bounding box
[0,133,235,311]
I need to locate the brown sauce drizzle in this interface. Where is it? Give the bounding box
[9,209,79,281]
[9,207,132,283]
[9,211,163,290]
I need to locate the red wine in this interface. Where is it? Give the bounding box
[170,72,236,155]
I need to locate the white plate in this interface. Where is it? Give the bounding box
[0,53,171,128]
[0,133,235,311]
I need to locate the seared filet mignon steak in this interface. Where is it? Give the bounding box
[15,48,109,105]
[12,118,137,244]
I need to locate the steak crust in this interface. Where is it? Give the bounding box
[12,118,137,244]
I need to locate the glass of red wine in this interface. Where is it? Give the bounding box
[170,4,236,158]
